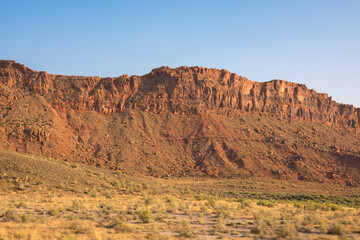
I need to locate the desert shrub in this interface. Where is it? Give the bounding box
[237,199,251,209]
[177,222,198,238]
[138,210,152,223]
[301,213,321,226]
[200,205,208,214]
[257,200,275,207]
[128,184,142,193]
[319,223,328,234]
[68,221,90,234]
[67,201,82,212]
[145,196,155,205]
[103,190,114,199]
[303,201,341,211]
[293,202,303,209]
[326,203,343,211]
[195,193,205,201]
[40,216,47,223]
[279,206,294,221]
[327,223,345,235]
[184,207,192,217]
[212,223,229,234]
[89,188,98,197]
[3,209,19,222]
[165,196,175,203]
[115,223,133,234]
[198,214,204,224]
[215,208,230,219]
[207,197,216,208]
[16,201,26,208]
[111,179,125,189]
[21,214,34,223]
[99,203,114,215]
[253,210,276,226]
[165,198,177,213]
[250,225,264,234]
[146,230,167,240]
[106,215,127,228]
[155,213,168,222]
[48,208,60,217]
[277,225,297,238]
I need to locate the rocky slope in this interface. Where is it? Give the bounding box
[0,60,360,185]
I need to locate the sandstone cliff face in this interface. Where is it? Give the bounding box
[1,60,360,186]
[134,66,360,134]
[1,60,359,134]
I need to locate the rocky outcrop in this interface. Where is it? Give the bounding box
[134,66,360,134]
[1,60,359,134]
[1,60,360,185]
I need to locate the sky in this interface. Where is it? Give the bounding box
[1,0,360,107]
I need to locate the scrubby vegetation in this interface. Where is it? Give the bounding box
[1,189,360,239]
[1,151,360,239]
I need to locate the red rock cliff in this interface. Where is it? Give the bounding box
[1,60,359,134]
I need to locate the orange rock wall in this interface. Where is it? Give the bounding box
[1,60,359,134]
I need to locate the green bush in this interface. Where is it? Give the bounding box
[138,210,152,223]
[48,208,60,217]
[326,203,343,211]
[195,193,205,201]
[257,200,275,207]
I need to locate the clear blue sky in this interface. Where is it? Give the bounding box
[1,0,359,107]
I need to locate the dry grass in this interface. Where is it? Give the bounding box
[1,188,360,239]
[1,151,360,239]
